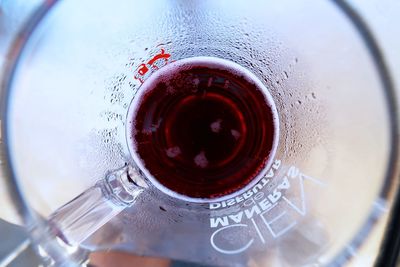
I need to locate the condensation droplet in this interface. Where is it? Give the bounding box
[311,92,316,99]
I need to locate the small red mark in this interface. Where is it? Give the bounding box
[133,64,149,83]
[133,48,172,84]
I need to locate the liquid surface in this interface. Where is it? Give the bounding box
[128,57,277,199]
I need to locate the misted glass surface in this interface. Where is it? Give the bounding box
[3,0,395,266]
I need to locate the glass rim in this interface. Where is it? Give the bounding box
[0,0,398,265]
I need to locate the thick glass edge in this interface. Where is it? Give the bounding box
[329,1,400,267]
[0,0,81,266]
[0,0,58,228]
[0,0,398,266]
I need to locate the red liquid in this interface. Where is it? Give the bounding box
[128,58,277,199]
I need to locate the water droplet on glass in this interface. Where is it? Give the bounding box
[311,92,316,99]
[194,151,209,168]
[231,129,241,140]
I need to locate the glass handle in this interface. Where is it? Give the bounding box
[47,165,144,246]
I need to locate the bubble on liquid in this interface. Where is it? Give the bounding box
[210,119,222,133]
[194,151,209,168]
[166,146,181,158]
[126,56,280,199]
[166,84,175,94]
[231,129,241,140]
[207,77,213,87]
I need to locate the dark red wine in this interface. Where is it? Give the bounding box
[127,57,278,199]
